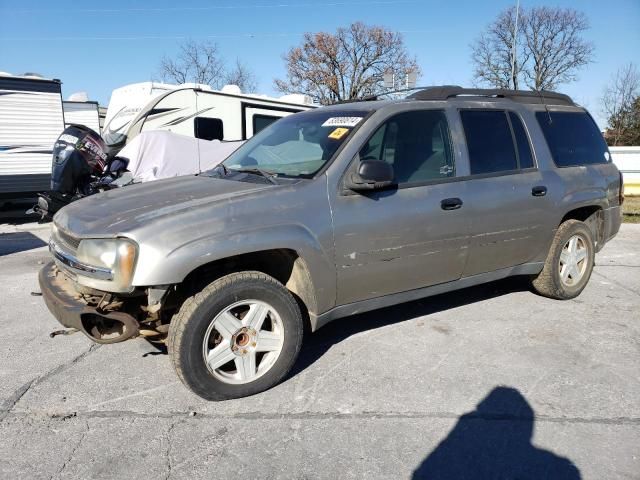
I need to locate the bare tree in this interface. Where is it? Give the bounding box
[471,6,594,91]
[159,40,258,92]
[602,63,640,146]
[274,22,420,105]
[224,59,259,93]
[471,7,528,89]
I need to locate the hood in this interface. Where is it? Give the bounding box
[54,175,274,237]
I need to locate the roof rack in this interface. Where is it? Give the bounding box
[407,86,575,106]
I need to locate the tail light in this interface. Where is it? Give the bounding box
[619,171,625,206]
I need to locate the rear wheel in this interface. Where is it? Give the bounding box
[168,271,304,400]
[532,220,595,300]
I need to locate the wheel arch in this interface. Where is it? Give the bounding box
[180,248,319,320]
[560,205,605,251]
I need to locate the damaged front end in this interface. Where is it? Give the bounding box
[39,262,173,344]
[39,223,178,344]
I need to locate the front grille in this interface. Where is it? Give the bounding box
[53,227,80,254]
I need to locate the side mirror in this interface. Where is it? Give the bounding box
[346,160,395,191]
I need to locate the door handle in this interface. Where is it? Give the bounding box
[441,198,463,210]
[532,186,547,197]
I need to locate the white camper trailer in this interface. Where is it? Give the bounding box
[102,82,314,154]
[0,73,65,196]
[63,92,100,133]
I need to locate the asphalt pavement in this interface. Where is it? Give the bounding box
[0,219,638,479]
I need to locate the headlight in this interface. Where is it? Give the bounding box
[76,238,138,290]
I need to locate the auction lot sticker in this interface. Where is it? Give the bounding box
[321,116,363,128]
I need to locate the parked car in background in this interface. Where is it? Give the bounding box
[39,86,623,400]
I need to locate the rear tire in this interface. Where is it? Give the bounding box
[532,220,595,300]
[168,271,304,400]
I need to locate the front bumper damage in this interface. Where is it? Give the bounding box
[39,262,140,344]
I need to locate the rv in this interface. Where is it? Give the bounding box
[63,94,101,133]
[0,73,65,197]
[102,82,315,155]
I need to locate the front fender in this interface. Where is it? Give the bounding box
[131,223,337,313]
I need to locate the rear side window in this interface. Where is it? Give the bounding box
[461,110,517,174]
[536,111,609,167]
[509,112,535,169]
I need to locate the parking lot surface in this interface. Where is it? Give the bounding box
[1,220,638,479]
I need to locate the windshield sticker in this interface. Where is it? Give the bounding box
[321,116,363,128]
[328,127,349,140]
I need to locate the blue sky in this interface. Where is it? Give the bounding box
[1,0,638,128]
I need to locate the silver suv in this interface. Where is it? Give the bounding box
[40,87,623,400]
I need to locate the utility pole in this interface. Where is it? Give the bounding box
[510,0,520,90]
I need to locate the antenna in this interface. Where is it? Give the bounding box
[510,0,520,89]
[536,89,553,125]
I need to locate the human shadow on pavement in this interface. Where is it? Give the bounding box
[289,276,532,378]
[412,386,581,480]
[0,231,47,256]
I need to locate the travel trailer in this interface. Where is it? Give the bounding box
[0,73,65,196]
[102,82,315,155]
[63,92,101,133]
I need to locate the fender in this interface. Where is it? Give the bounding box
[558,186,608,212]
[131,222,337,314]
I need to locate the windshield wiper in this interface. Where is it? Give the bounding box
[234,167,278,184]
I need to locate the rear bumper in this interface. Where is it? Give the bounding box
[604,205,622,243]
[38,262,140,343]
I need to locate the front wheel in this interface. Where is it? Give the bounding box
[532,219,595,300]
[168,271,304,400]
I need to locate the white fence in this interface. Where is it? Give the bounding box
[610,146,640,195]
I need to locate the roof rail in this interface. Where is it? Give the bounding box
[407,86,575,106]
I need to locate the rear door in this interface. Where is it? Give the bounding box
[459,109,555,276]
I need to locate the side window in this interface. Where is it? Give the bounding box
[359,110,455,184]
[252,114,280,135]
[461,110,517,174]
[536,111,609,167]
[194,117,224,141]
[509,112,535,169]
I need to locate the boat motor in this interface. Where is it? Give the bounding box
[29,125,128,220]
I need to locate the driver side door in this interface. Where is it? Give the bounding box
[330,109,470,305]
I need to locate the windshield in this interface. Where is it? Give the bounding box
[220,109,368,177]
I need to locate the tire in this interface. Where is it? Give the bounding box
[532,219,595,300]
[168,271,304,400]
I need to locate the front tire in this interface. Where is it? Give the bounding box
[168,271,304,400]
[532,220,595,300]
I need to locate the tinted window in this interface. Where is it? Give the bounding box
[360,110,454,184]
[509,112,535,169]
[253,114,280,134]
[194,117,223,141]
[536,111,609,167]
[461,110,517,174]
